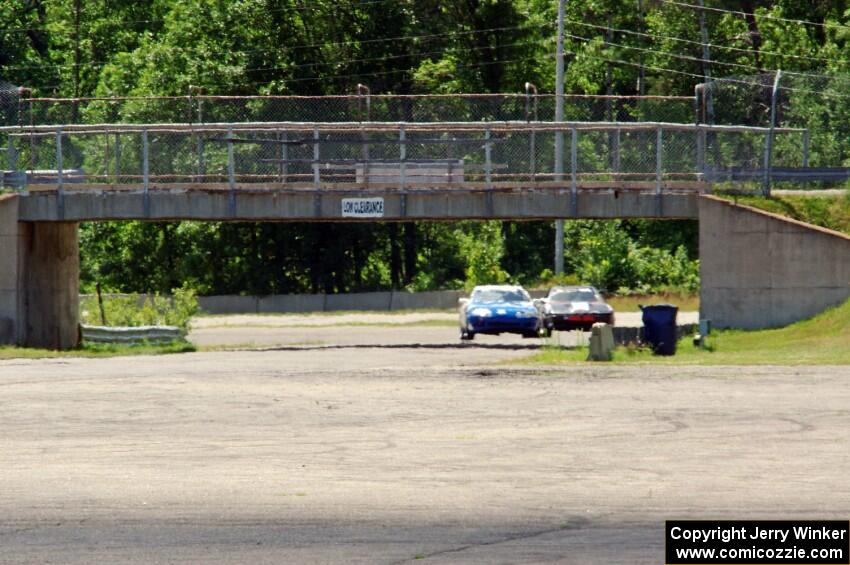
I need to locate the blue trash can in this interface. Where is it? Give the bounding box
[641,304,678,356]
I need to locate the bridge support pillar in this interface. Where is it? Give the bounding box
[0,195,80,350]
[24,221,80,350]
[0,195,25,346]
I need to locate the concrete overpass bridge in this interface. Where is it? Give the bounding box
[0,108,836,350]
[2,120,804,222]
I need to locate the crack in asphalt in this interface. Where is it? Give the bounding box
[390,518,591,564]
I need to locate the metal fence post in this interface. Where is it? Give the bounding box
[190,88,202,180]
[226,127,235,189]
[142,129,150,217]
[358,84,371,185]
[696,126,705,178]
[19,87,35,180]
[570,126,578,216]
[55,129,64,220]
[114,133,121,184]
[357,83,371,121]
[278,130,288,183]
[313,127,320,189]
[197,135,205,183]
[399,125,409,216]
[656,127,663,193]
[6,136,18,189]
[762,69,782,197]
[227,126,236,216]
[612,127,621,175]
[525,82,537,181]
[694,84,704,125]
[485,127,492,189]
[656,126,663,216]
[399,125,406,190]
[802,128,810,168]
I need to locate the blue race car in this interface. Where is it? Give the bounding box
[458,285,544,340]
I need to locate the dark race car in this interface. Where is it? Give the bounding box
[541,285,615,333]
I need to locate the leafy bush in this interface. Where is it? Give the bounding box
[559,221,699,293]
[456,221,510,290]
[537,270,581,288]
[80,284,199,333]
[627,245,700,294]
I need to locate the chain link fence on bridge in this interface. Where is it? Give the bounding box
[0,121,800,192]
[0,90,714,191]
[1,93,696,127]
[0,86,823,193]
[704,72,850,189]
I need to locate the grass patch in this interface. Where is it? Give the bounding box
[719,191,850,236]
[606,292,699,312]
[194,308,455,318]
[0,340,196,360]
[516,298,850,366]
[517,345,589,364]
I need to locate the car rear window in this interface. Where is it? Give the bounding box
[473,289,529,303]
[549,289,599,302]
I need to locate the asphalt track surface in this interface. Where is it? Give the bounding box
[188,311,698,350]
[2,312,848,564]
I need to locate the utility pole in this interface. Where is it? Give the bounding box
[637,0,645,95]
[554,0,566,275]
[762,69,782,197]
[697,0,714,124]
[72,0,81,123]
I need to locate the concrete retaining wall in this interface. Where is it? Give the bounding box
[197,290,464,314]
[699,195,850,329]
[88,289,550,315]
[186,289,569,314]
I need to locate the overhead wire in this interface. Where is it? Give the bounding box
[563,30,850,88]
[10,1,850,98]
[264,56,536,86]
[564,31,764,73]
[0,0,404,36]
[0,22,550,73]
[565,33,850,99]
[18,36,549,92]
[659,0,850,32]
[25,54,541,93]
[565,18,850,68]
[190,39,547,80]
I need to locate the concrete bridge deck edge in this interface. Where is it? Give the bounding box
[18,189,699,221]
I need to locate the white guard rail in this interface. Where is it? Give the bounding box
[81,324,183,344]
